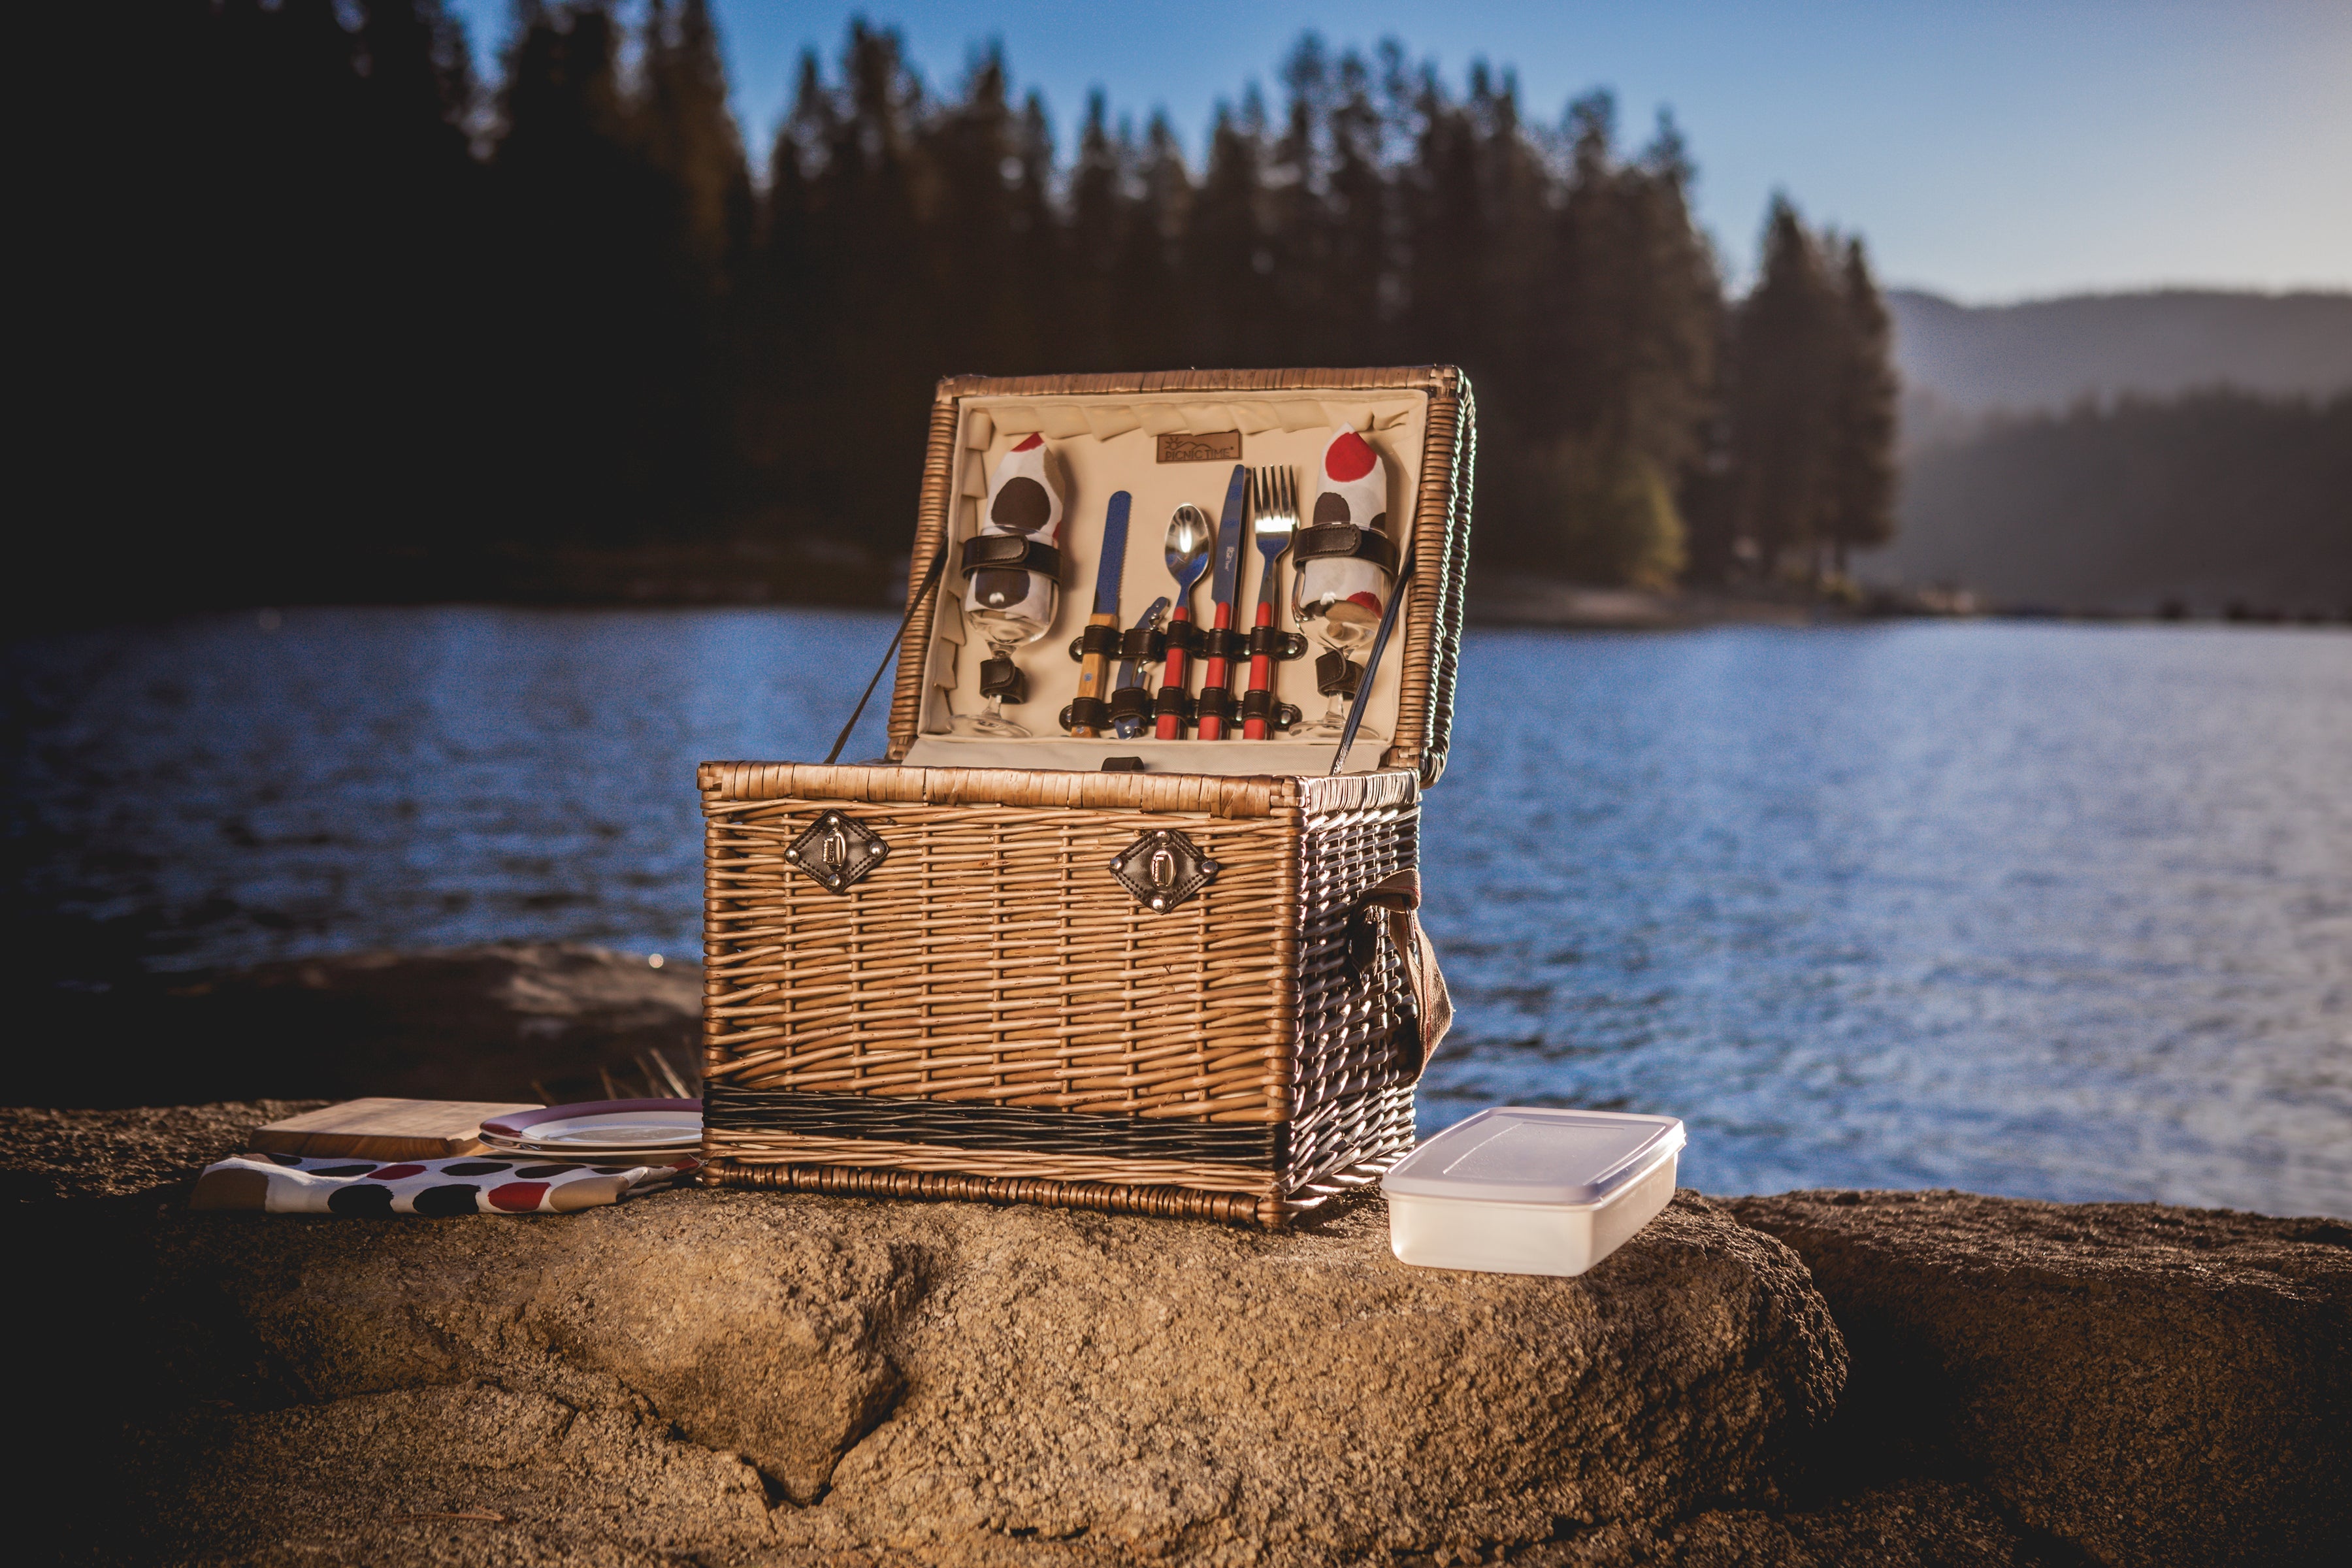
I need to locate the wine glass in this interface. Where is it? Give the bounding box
[950,564,1058,738]
[1290,559,1392,741]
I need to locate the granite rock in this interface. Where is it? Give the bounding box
[24,1108,2346,1567]
[14,1105,1843,1567]
[1733,1189,2352,1568]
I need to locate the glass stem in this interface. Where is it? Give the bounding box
[985,634,1017,724]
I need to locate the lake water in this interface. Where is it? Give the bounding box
[8,610,2348,1215]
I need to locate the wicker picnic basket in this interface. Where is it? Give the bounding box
[700,367,1474,1226]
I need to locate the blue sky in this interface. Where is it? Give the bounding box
[448,1,2352,302]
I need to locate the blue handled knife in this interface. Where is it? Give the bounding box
[1072,491,1132,736]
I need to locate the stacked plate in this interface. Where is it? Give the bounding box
[478,1098,702,1164]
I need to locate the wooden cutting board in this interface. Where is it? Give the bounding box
[251,1098,542,1160]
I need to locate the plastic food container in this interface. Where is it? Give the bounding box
[1383,1107,1687,1277]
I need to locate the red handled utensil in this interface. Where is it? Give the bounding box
[1156,505,1212,739]
[1195,464,1249,740]
[1243,465,1298,738]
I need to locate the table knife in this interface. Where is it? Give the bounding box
[1196,464,1249,739]
[1071,491,1131,737]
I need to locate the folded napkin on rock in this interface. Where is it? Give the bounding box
[190,1151,696,1216]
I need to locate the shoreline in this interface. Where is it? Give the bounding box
[16,561,2349,637]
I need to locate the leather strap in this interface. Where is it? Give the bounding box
[1294,523,1399,573]
[960,534,1062,578]
[1357,869,1452,1082]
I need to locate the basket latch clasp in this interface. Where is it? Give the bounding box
[783,810,890,894]
[1109,828,1218,914]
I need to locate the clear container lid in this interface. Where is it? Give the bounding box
[1383,1107,1686,1206]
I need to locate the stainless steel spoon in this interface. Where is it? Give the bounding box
[1158,506,1213,738]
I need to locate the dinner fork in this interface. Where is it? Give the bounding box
[1244,466,1299,738]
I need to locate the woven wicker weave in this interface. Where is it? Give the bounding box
[701,764,1423,1226]
[702,367,1471,1228]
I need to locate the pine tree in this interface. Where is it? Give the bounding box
[1323,51,1392,353]
[1109,114,1189,368]
[794,22,934,547]
[1186,92,1278,366]
[1266,37,1333,359]
[1394,69,1484,367]
[732,54,828,527]
[1820,237,1900,574]
[640,0,751,286]
[1007,90,1062,370]
[921,45,1023,372]
[1066,92,1123,366]
[1729,196,1840,579]
[491,1,679,540]
[359,0,475,167]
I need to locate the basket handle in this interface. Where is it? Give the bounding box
[825,546,951,766]
[1358,868,1452,1081]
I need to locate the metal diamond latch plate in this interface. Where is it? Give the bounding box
[784,810,890,894]
[1109,827,1219,914]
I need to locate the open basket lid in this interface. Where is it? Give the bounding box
[883,367,1477,788]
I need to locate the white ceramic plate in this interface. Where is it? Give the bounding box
[477,1134,691,1160]
[480,1100,702,1151]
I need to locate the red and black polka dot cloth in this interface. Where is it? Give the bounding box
[190,1151,697,1216]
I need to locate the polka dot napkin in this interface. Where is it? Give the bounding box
[189,1151,698,1217]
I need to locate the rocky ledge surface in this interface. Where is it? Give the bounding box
[10,1105,2346,1568]
[1731,1190,2351,1568]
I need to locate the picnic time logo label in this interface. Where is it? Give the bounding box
[1157,431,1243,463]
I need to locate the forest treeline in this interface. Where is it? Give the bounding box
[1886,390,2352,615]
[38,1,1900,615]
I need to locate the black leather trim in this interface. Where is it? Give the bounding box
[1294,524,1397,574]
[706,1087,1285,1167]
[960,534,1062,578]
[979,657,1025,700]
[1315,649,1362,697]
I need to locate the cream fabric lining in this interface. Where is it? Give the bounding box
[918,389,1430,774]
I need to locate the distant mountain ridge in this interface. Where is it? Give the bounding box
[1887,287,2352,438]
[1863,288,2352,612]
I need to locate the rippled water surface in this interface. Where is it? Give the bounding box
[9,610,2348,1213]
